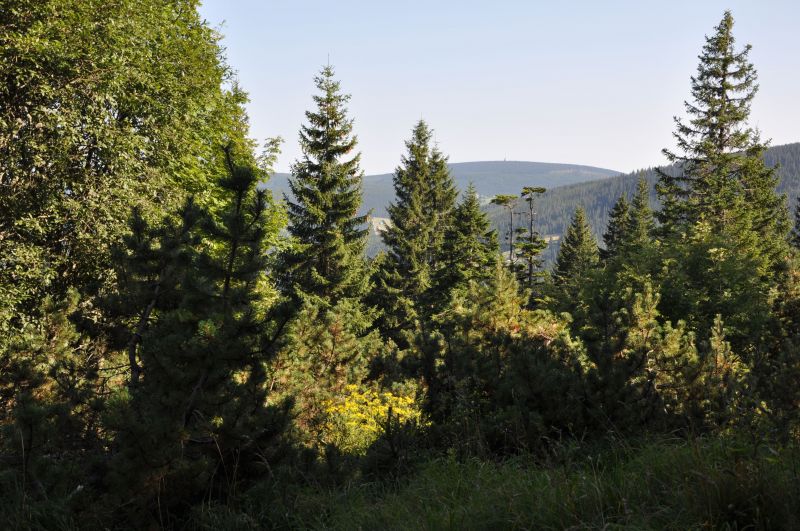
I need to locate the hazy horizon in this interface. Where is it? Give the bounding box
[199,1,800,175]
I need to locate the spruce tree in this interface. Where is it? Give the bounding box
[553,207,599,292]
[626,177,655,252]
[791,198,800,249]
[656,11,788,348]
[546,207,600,348]
[583,180,657,375]
[601,194,629,261]
[431,183,499,311]
[278,66,369,307]
[372,120,457,343]
[616,177,657,283]
[656,11,788,267]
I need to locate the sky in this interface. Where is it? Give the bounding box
[198,1,800,175]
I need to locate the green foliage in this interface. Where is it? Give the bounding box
[624,179,656,257]
[757,254,800,438]
[0,0,255,330]
[3,5,800,528]
[429,266,590,455]
[655,11,788,349]
[0,290,107,509]
[106,150,290,521]
[430,183,499,314]
[243,438,800,530]
[657,12,787,255]
[659,218,775,351]
[793,198,800,249]
[482,144,800,268]
[605,282,700,429]
[514,186,548,295]
[371,120,458,344]
[553,207,599,287]
[601,194,630,261]
[277,66,370,307]
[490,193,520,265]
[548,207,599,316]
[270,297,382,446]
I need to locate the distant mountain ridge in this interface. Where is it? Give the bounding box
[264,143,800,263]
[264,160,620,217]
[484,142,800,265]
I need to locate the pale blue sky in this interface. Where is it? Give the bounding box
[198,1,799,175]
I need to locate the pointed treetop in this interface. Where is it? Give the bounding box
[278,65,369,305]
[553,206,599,287]
[601,194,630,261]
[371,119,457,342]
[627,177,654,246]
[299,65,360,167]
[657,10,766,232]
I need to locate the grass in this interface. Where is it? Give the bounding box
[5,437,800,529]
[198,437,800,530]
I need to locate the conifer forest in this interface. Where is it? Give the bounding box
[2,3,800,529]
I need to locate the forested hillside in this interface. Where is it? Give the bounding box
[485,142,800,264]
[266,160,619,217]
[363,143,800,261]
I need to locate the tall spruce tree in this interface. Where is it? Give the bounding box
[656,11,788,347]
[278,66,369,307]
[553,207,599,291]
[372,120,457,344]
[656,11,788,267]
[601,195,630,261]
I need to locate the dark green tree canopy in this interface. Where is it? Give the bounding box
[372,120,457,342]
[1,6,800,528]
[553,207,599,288]
[656,10,788,262]
[432,183,499,310]
[0,0,256,331]
[278,66,369,306]
[624,178,655,254]
[655,11,789,346]
[109,148,288,508]
[601,195,630,261]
